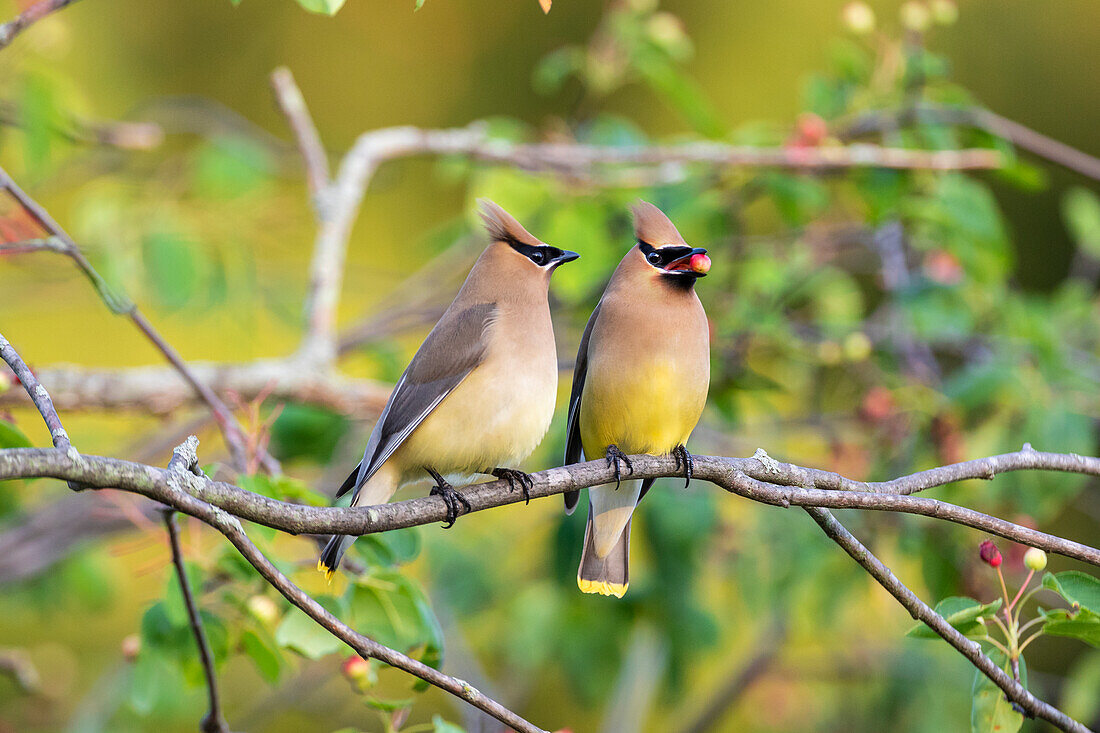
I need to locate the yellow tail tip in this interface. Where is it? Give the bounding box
[317,559,336,583]
[577,577,628,598]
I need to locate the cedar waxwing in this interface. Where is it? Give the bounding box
[319,200,579,578]
[563,201,711,597]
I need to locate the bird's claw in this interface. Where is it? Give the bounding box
[491,467,534,504]
[605,444,633,489]
[673,444,694,488]
[428,473,470,528]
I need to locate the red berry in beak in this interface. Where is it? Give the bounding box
[690,252,711,274]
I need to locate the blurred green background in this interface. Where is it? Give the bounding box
[1,1,1099,731]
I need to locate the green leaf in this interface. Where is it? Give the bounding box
[349,570,442,660]
[0,420,33,449]
[238,472,327,506]
[364,697,413,712]
[414,0,426,9]
[971,649,1025,733]
[295,0,346,14]
[908,597,1002,639]
[275,595,345,659]
[163,561,203,628]
[1042,608,1100,648]
[1061,651,1100,722]
[1042,571,1100,613]
[1063,187,1100,259]
[241,628,283,683]
[142,229,199,310]
[532,47,583,95]
[129,648,175,715]
[432,715,467,733]
[269,404,350,464]
[192,136,274,198]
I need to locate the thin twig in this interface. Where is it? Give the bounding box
[2,447,1099,568]
[804,506,1091,733]
[839,104,1100,182]
[162,437,546,733]
[0,100,163,150]
[270,67,330,202]
[162,507,230,733]
[0,0,83,51]
[0,331,71,452]
[0,166,276,474]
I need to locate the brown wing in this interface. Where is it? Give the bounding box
[563,300,602,514]
[337,302,496,499]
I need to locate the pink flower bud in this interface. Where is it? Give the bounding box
[979,539,1002,567]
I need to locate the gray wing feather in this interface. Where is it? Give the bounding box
[342,302,496,501]
[564,300,602,514]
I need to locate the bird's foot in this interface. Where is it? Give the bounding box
[605,444,633,489]
[427,470,470,528]
[672,444,694,488]
[491,467,534,504]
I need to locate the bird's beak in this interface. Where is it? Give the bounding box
[552,250,580,268]
[664,247,710,277]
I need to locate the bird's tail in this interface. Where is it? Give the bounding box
[317,462,400,581]
[578,511,631,598]
[577,480,641,598]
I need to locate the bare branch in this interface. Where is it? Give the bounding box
[805,506,1091,733]
[0,359,390,416]
[0,169,277,474]
[161,438,546,733]
[0,0,83,51]
[0,332,71,452]
[270,67,330,202]
[162,507,231,733]
[2,447,1098,569]
[291,118,1001,366]
[840,104,1100,182]
[0,100,163,150]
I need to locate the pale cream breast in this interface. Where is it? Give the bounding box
[395,300,559,475]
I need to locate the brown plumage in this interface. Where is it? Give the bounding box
[320,200,578,578]
[565,201,711,597]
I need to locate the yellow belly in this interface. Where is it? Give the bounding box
[579,357,706,457]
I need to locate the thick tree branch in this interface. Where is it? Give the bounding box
[0,0,82,50]
[0,170,276,474]
[805,506,1091,733]
[2,447,1098,569]
[2,351,1094,732]
[163,507,231,733]
[162,437,546,733]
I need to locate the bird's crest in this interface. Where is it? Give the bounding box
[478,199,542,247]
[632,200,686,246]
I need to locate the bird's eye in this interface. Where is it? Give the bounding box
[531,250,547,265]
[646,251,662,266]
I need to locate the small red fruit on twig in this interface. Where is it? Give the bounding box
[979,539,1002,567]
